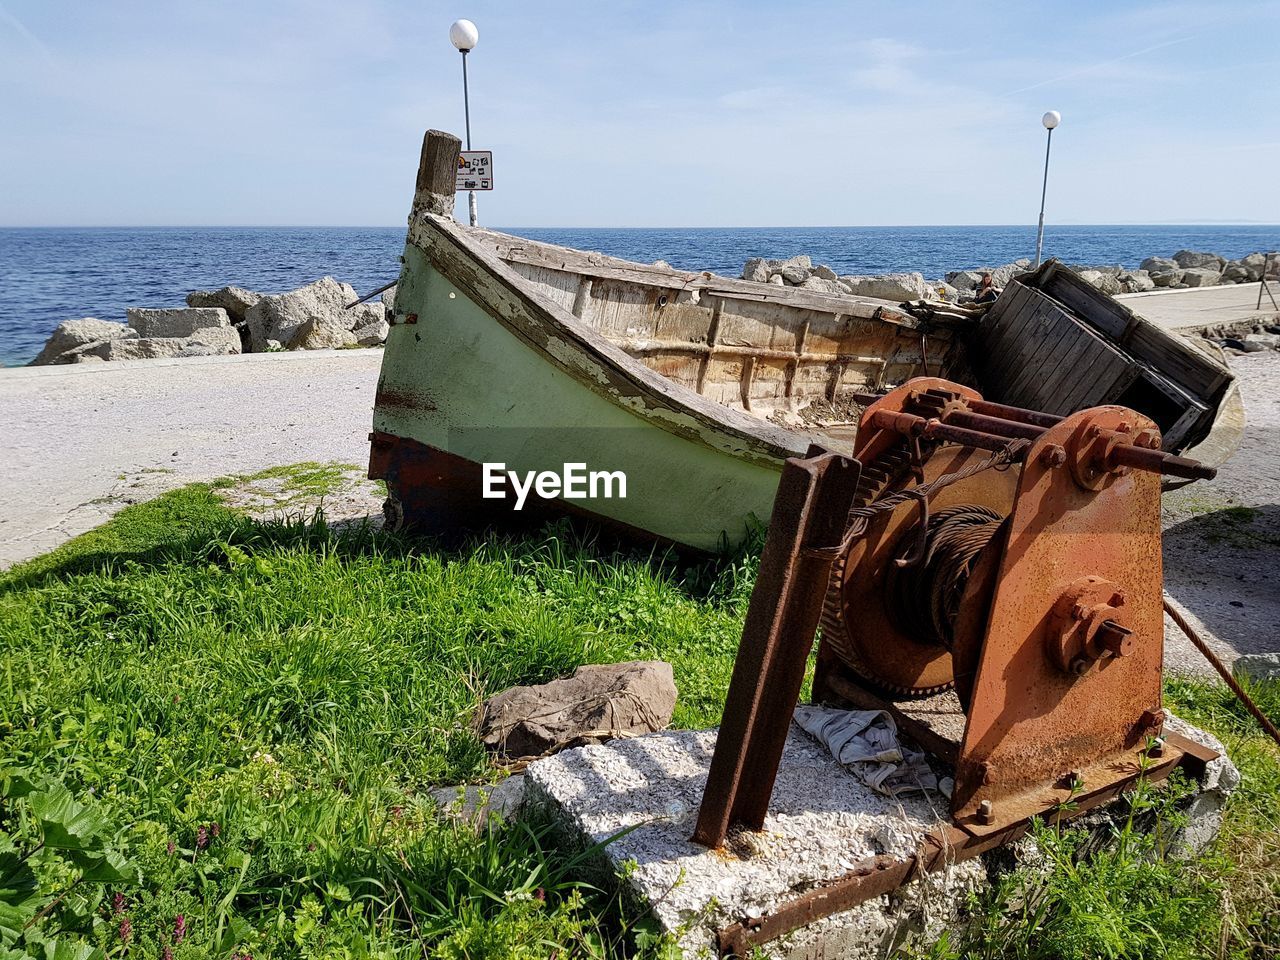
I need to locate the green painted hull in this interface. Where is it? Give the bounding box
[372,232,806,551]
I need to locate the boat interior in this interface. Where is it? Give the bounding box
[466,228,1232,456]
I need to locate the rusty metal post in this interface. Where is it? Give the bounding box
[692,449,861,849]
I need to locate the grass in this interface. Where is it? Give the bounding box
[1,477,1277,959]
[0,483,751,959]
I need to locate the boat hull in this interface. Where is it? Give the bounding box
[370,242,796,551]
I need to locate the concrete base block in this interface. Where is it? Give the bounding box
[525,718,1236,959]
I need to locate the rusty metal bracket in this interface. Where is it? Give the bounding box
[692,448,861,848]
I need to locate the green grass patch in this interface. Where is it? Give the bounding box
[1,477,1276,959]
[0,483,752,959]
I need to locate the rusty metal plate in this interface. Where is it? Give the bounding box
[953,406,1164,820]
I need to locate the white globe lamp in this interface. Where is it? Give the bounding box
[1042,110,1061,130]
[450,19,479,52]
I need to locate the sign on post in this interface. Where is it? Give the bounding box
[456,151,493,191]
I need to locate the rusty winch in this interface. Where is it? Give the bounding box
[693,377,1221,955]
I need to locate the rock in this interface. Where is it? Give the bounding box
[768,274,785,286]
[1119,270,1155,293]
[186,286,262,324]
[1221,265,1248,283]
[1234,652,1280,681]
[780,263,811,285]
[1172,250,1226,271]
[652,260,672,270]
[30,318,137,365]
[84,337,193,361]
[1151,269,1183,287]
[1076,270,1122,295]
[1242,332,1280,350]
[286,316,358,350]
[353,318,390,345]
[741,258,770,283]
[431,776,526,826]
[1141,256,1179,273]
[477,660,676,759]
[351,300,386,330]
[380,284,398,317]
[933,282,961,302]
[945,270,984,292]
[187,325,243,355]
[813,264,838,281]
[990,259,1032,286]
[243,276,360,352]
[838,272,930,302]
[800,276,843,294]
[1180,268,1222,288]
[127,307,230,339]
[780,254,812,272]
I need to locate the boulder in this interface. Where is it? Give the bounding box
[945,270,984,292]
[741,258,770,283]
[1077,270,1122,295]
[813,264,838,281]
[186,286,263,324]
[837,272,930,302]
[286,316,358,350]
[800,276,843,294]
[780,263,810,285]
[779,254,811,272]
[186,325,243,355]
[351,300,386,330]
[477,660,677,759]
[1180,268,1222,288]
[768,274,785,286]
[243,276,360,352]
[127,307,230,339]
[381,284,398,317]
[1172,250,1226,271]
[1234,652,1280,681]
[353,318,390,345]
[1242,332,1280,350]
[1119,270,1156,293]
[30,317,136,365]
[1150,269,1183,288]
[1141,256,1180,273]
[933,282,961,302]
[990,259,1032,286]
[82,337,188,361]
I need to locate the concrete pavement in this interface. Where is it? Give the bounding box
[1117,281,1279,332]
[0,349,383,567]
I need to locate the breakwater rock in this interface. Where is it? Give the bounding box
[30,277,395,366]
[739,249,1278,303]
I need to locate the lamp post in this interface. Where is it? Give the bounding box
[450,18,480,226]
[1034,110,1060,268]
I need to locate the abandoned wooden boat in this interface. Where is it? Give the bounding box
[368,132,1240,551]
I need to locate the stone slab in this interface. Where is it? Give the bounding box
[526,716,1236,959]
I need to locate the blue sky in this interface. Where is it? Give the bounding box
[2,1,1278,227]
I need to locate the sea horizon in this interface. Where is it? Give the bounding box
[3,222,1277,366]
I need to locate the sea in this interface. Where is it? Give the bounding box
[1,224,1277,367]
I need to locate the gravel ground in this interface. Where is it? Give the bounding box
[0,350,382,567]
[1162,351,1280,674]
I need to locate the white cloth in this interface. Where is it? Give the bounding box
[792,705,938,796]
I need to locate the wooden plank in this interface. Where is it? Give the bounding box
[1056,335,1132,412]
[1040,269,1134,340]
[1127,320,1231,400]
[1001,301,1078,407]
[980,286,1040,389]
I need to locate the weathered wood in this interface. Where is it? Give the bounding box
[415,129,461,219]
